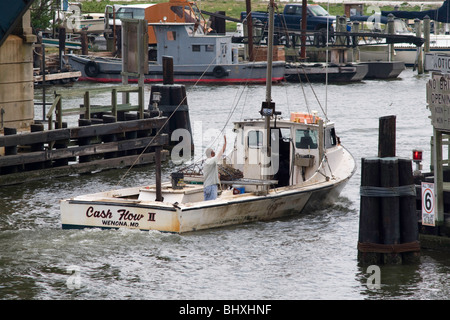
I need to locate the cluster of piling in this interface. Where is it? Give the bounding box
[358,116,420,264]
[0,78,178,186]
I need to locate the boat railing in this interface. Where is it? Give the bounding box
[47,84,145,130]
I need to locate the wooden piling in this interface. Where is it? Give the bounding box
[125,113,138,155]
[27,124,45,170]
[102,115,118,159]
[378,115,396,158]
[53,121,70,167]
[163,56,174,85]
[58,27,66,71]
[398,157,420,262]
[380,157,402,264]
[358,116,420,264]
[415,18,424,74]
[387,14,395,62]
[358,157,382,265]
[3,128,18,174]
[81,31,88,56]
[78,119,92,163]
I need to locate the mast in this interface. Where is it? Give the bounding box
[262,0,275,161]
[256,0,276,182]
[265,0,275,104]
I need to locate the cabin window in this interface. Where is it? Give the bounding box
[221,43,228,56]
[248,130,263,149]
[116,8,145,20]
[285,5,296,15]
[295,129,318,149]
[166,31,176,41]
[205,44,214,52]
[192,45,201,52]
[170,6,184,19]
[184,5,196,22]
[325,127,337,148]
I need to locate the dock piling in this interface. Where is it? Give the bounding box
[358,116,420,264]
[378,115,396,158]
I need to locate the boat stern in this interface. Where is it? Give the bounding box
[60,197,182,233]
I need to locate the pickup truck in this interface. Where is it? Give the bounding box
[240,4,335,32]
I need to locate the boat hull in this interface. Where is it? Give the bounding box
[60,172,351,233]
[67,54,286,84]
[358,44,450,67]
[284,64,368,82]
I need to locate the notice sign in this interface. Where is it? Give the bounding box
[426,72,450,131]
[422,182,436,226]
[424,53,450,73]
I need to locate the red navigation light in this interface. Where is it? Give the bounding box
[413,149,423,161]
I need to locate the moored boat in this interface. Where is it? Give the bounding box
[67,22,285,84]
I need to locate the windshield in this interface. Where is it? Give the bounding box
[296,129,318,149]
[309,6,329,17]
[116,8,145,20]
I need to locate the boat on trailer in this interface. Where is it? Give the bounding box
[60,0,356,233]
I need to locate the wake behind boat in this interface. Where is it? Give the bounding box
[67,22,285,84]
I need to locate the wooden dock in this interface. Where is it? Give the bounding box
[0,84,170,186]
[34,70,81,85]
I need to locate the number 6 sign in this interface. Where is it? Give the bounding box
[422,182,435,226]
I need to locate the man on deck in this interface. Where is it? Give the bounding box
[203,136,227,201]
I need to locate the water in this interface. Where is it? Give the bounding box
[1,69,450,300]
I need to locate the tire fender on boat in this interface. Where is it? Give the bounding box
[84,61,100,77]
[213,66,226,78]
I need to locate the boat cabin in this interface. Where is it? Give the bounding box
[150,22,234,65]
[229,112,339,191]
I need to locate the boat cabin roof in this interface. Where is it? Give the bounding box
[233,117,333,130]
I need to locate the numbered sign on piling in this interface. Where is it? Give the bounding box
[421,182,436,226]
[427,72,450,131]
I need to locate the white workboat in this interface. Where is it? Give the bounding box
[60,0,356,233]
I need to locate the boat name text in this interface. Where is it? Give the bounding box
[85,206,156,228]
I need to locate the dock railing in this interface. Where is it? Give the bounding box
[47,85,145,130]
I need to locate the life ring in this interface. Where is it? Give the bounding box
[213,66,226,78]
[84,61,100,77]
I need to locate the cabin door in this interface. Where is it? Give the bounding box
[244,128,264,180]
[243,128,284,181]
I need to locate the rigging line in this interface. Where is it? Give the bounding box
[189,42,272,167]
[115,53,221,187]
[296,67,311,114]
[202,43,271,152]
[192,71,252,166]
[291,64,328,121]
[284,80,291,115]
[301,67,329,122]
